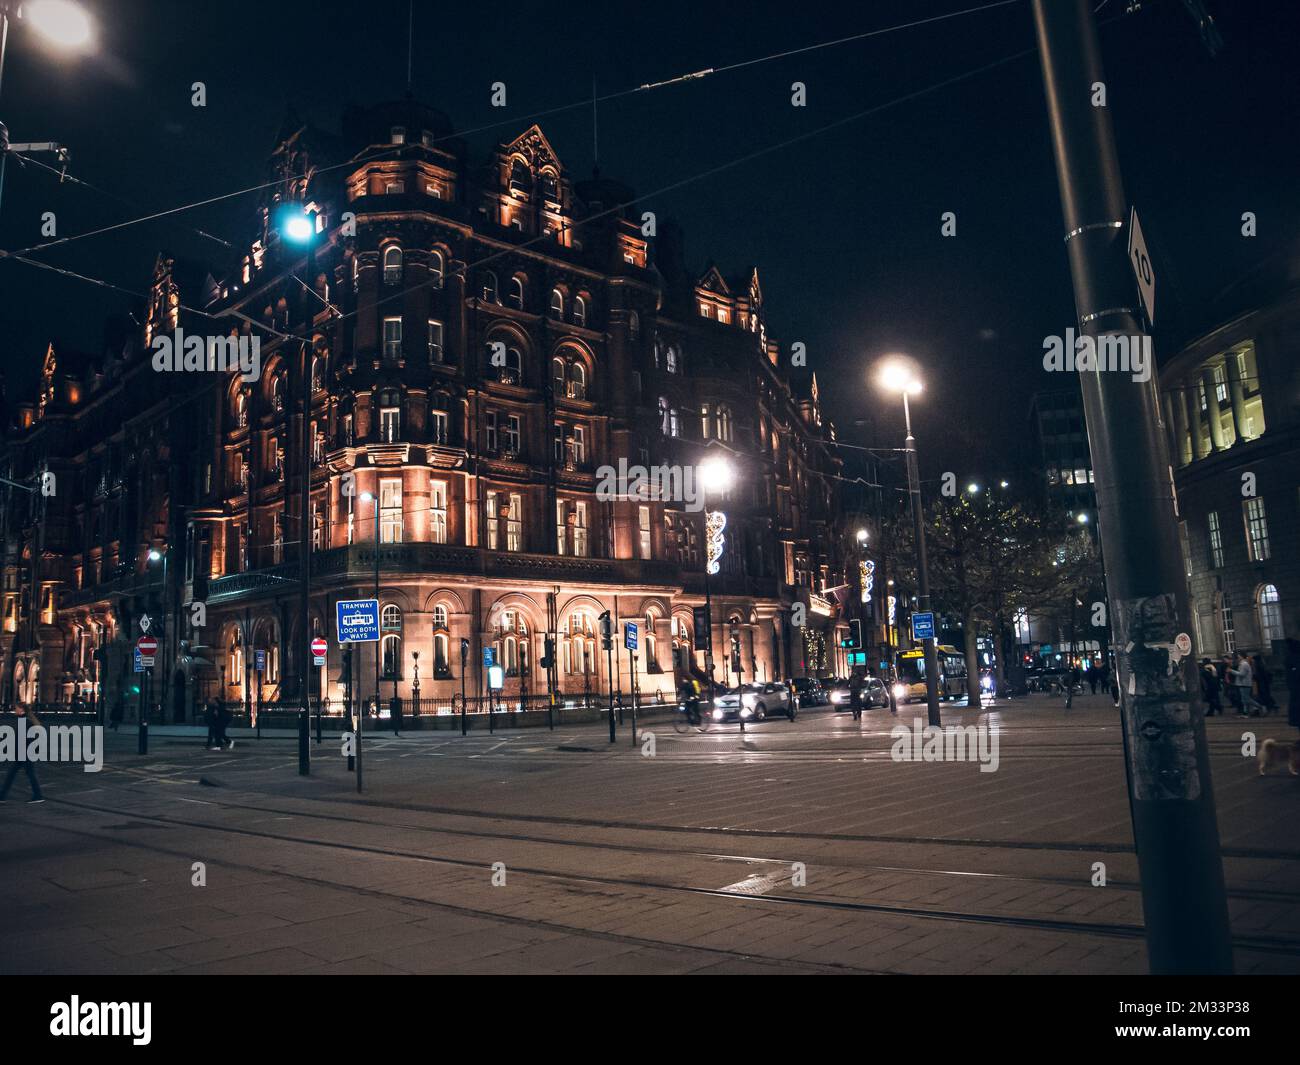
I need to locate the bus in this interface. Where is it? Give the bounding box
[893,645,968,703]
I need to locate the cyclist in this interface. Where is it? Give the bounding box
[679,675,704,727]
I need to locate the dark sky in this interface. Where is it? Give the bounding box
[1,0,1296,484]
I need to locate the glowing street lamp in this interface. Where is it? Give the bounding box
[875,354,940,727]
[855,528,868,543]
[22,1,94,49]
[696,454,735,695]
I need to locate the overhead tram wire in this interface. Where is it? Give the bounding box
[2,0,1023,261]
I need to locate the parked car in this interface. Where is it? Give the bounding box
[792,677,829,707]
[712,682,797,722]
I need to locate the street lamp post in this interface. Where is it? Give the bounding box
[147,548,170,721]
[877,358,941,728]
[0,1,94,221]
[697,455,734,700]
[360,490,381,749]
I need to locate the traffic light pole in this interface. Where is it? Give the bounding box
[1031,0,1232,974]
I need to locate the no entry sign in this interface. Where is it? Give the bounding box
[136,635,158,666]
[311,637,327,665]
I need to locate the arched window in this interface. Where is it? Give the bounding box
[540,170,559,203]
[382,603,402,631]
[311,353,326,392]
[494,609,529,676]
[552,357,566,394]
[381,634,402,678]
[433,604,449,628]
[235,391,248,429]
[629,310,640,339]
[508,276,525,310]
[434,633,450,677]
[383,245,403,285]
[716,405,733,443]
[645,611,658,668]
[496,345,522,384]
[563,613,597,676]
[549,288,564,320]
[271,374,286,413]
[351,256,360,293]
[1258,584,1284,643]
[429,249,445,290]
[573,295,587,328]
[569,361,586,399]
[665,344,679,374]
[481,271,499,304]
[509,158,531,195]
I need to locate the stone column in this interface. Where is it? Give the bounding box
[1172,383,1191,466]
[1201,367,1225,452]
[1188,379,1207,460]
[1225,353,1247,444]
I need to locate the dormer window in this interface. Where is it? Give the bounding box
[390,126,406,144]
[540,170,559,203]
[509,158,531,195]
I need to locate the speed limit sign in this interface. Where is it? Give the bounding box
[1127,206,1155,327]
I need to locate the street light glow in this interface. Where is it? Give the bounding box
[24,1,95,48]
[1077,512,1089,524]
[855,528,868,543]
[697,455,735,494]
[877,356,922,395]
[359,491,375,503]
[967,483,979,494]
[148,549,162,562]
[282,210,315,243]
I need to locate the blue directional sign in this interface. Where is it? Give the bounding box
[254,649,267,673]
[911,611,935,641]
[625,621,638,652]
[483,646,496,668]
[133,647,145,674]
[336,598,380,643]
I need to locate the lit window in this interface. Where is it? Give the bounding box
[430,399,449,446]
[549,288,564,320]
[427,319,444,363]
[382,634,402,678]
[508,276,525,310]
[1258,585,1283,643]
[380,403,400,443]
[390,126,406,144]
[1208,511,1224,568]
[383,317,402,359]
[665,345,678,374]
[379,478,403,543]
[639,505,652,559]
[573,295,587,328]
[385,180,405,195]
[1243,497,1270,561]
[429,250,444,289]
[1220,594,1235,653]
[431,480,448,544]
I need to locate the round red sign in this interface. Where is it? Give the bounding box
[136,636,158,654]
[310,637,328,656]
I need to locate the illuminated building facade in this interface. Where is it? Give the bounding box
[0,100,846,716]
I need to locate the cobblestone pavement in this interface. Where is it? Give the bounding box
[2,694,1296,974]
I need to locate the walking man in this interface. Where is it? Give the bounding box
[1,706,45,804]
[1200,658,1222,716]
[1228,652,1262,716]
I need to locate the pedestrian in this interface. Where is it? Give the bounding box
[1199,658,1222,716]
[215,700,234,750]
[109,695,124,732]
[1227,652,1262,716]
[849,669,864,722]
[1064,664,1080,709]
[1252,654,1277,713]
[1087,668,1099,695]
[1,705,45,804]
[390,693,403,736]
[204,698,220,749]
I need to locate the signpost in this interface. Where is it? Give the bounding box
[311,636,327,667]
[625,622,638,652]
[136,635,158,666]
[1127,206,1155,326]
[336,599,379,792]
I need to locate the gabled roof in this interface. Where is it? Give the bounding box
[696,263,731,296]
[501,123,565,172]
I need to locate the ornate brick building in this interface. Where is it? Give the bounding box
[1,100,847,719]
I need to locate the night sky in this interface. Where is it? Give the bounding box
[1,0,1296,483]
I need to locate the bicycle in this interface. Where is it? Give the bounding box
[672,699,711,733]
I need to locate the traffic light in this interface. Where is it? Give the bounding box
[839,618,863,650]
[540,636,555,670]
[599,611,612,651]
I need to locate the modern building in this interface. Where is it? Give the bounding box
[1028,387,1096,519]
[1160,253,1300,667]
[0,99,847,720]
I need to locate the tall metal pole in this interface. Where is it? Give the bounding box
[902,393,941,727]
[0,11,10,224]
[1031,0,1232,974]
